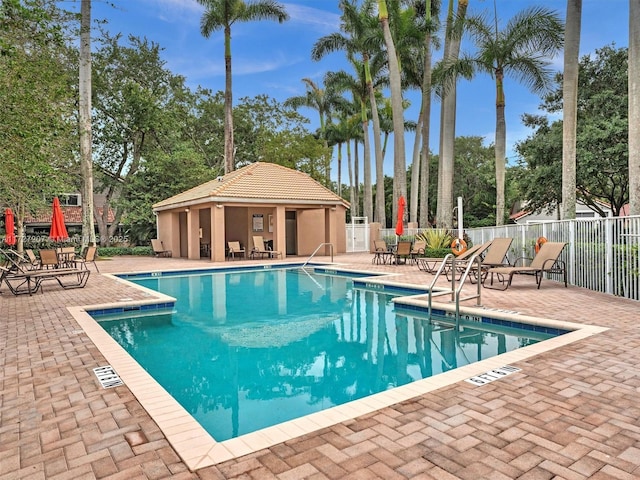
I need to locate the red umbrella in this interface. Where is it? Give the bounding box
[395,196,406,237]
[49,197,69,242]
[4,208,16,246]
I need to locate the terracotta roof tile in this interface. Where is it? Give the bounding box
[24,206,115,224]
[153,162,349,210]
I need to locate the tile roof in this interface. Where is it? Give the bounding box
[153,162,349,210]
[24,206,115,224]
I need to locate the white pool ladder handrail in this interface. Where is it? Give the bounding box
[427,253,483,324]
[302,242,334,269]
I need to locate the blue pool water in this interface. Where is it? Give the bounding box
[96,268,561,441]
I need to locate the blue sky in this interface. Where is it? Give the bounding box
[86,0,630,179]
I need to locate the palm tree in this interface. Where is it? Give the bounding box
[378,0,407,225]
[436,0,468,229]
[629,0,640,215]
[398,0,441,226]
[197,0,288,174]
[284,78,343,186]
[312,0,384,225]
[466,4,563,225]
[562,0,582,220]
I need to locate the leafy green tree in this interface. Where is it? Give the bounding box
[0,0,76,250]
[122,144,216,244]
[197,0,289,174]
[92,34,196,245]
[516,45,630,217]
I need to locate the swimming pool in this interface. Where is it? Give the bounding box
[92,267,565,442]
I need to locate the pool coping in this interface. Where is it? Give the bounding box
[68,262,607,471]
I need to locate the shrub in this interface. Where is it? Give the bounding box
[97,246,154,257]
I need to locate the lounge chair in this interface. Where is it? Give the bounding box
[227,241,245,260]
[449,237,513,283]
[151,239,172,257]
[393,241,412,265]
[74,246,99,272]
[1,264,90,295]
[484,242,568,290]
[251,236,281,259]
[416,241,493,274]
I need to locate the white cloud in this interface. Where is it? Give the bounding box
[282,3,340,34]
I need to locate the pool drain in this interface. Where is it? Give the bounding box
[93,365,124,388]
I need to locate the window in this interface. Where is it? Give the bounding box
[58,194,81,206]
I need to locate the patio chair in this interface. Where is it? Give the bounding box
[56,246,76,268]
[74,246,99,273]
[251,236,281,259]
[151,239,172,257]
[409,240,426,264]
[448,237,513,283]
[416,241,492,274]
[372,240,393,265]
[393,241,413,265]
[227,241,245,260]
[24,249,41,270]
[39,249,63,269]
[484,242,568,290]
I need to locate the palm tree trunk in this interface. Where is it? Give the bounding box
[368,74,386,227]
[347,141,355,217]
[361,102,373,223]
[495,69,506,226]
[379,0,407,224]
[79,0,95,247]
[410,112,422,224]
[337,142,343,197]
[561,0,581,219]
[224,25,235,173]
[419,15,433,228]
[437,0,468,229]
[629,0,640,215]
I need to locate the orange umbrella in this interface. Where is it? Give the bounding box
[395,196,406,237]
[49,197,69,242]
[4,208,16,246]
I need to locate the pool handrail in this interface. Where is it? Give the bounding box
[302,243,334,268]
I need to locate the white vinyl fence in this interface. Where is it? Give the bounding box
[377,216,640,301]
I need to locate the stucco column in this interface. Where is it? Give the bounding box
[324,208,336,256]
[211,205,226,262]
[275,205,286,259]
[186,208,200,260]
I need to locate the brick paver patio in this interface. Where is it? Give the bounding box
[1,253,639,479]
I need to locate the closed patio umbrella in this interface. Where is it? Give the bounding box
[4,208,16,246]
[395,196,405,237]
[49,197,69,242]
